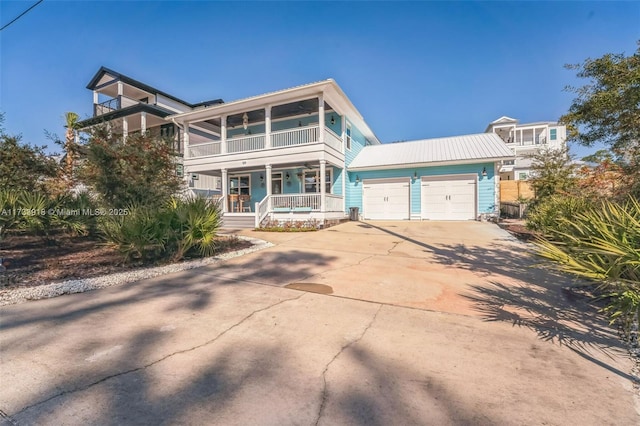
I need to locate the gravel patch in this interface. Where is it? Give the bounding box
[0,235,273,307]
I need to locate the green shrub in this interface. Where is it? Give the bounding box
[0,189,97,239]
[534,197,640,334]
[99,196,222,262]
[526,194,589,236]
[99,204,171,262]
[166,196,222,261]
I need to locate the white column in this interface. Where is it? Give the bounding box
[265,164,273,197]
[318,93,325,143]
[182,122,190,185]
[117,81,123,96]
[221,115,227,154]
[122,117,128,142]
[265,106,272,149]
[140,111,147,133]
[341,115,346,154]
[265,164,272,212]
[93,90,98,104]
[342,166,346,213]
[221,168,228,213]
[183,122,190,159]
[320,160,326,212]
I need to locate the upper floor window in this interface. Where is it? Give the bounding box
[346,124,352,150]
[550,128,557,140]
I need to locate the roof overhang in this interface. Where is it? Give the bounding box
[77,104,173,129]
[348,156,514,172]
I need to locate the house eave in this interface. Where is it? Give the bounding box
[347,156,514,172]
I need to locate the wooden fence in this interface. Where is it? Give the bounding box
[500,180,534,202]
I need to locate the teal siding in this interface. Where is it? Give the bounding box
[344,119,371,211]
[346,162,497,216]
[332,166,343,196]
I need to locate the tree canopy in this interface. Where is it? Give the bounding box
[79,126,184,208]
[561,43,640,155]
[0,120,59,193]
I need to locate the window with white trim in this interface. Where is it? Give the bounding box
[229,175,250,196]
[302,169,333,193]
[346,123,352,150]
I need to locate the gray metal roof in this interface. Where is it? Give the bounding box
[348,133,515,170]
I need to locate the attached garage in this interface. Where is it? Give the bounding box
[362,178,410,220]
[421,174,477,220]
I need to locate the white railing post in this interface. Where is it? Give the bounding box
[255,202,260,228]
[318,93,325,144]
[221,168,228,213]
[265,106,271,149]
[320,160,326,212]
[221,115,227,154]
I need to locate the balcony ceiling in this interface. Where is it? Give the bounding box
[225,99,334,127]
[98,81,154,103]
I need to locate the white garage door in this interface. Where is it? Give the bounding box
[421,175,477,220]
[363,178,410,220]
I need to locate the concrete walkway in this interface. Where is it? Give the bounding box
[1,221,638,425]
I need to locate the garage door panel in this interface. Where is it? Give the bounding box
[421,175,476,221]
[363,179,410,220]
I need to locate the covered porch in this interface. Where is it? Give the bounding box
[199,159,347,228]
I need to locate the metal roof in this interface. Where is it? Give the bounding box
[348,133,515,170]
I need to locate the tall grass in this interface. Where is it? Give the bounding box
[535,197,640,334]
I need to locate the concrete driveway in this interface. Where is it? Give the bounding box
[1,221,638,425]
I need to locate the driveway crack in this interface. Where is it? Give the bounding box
[10,293,305,420]
[314,303,383,426]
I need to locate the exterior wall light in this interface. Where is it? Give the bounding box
[355,175,360,183]
[330,115,335,125]
[285,172,290,181]
[242,112,249,130]
[482,167,487,177]
[414,171,418,179]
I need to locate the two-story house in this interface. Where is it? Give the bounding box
[76,68,516,228]
[167,79,514,228]
[485,116,567,181]
[76,67,222,196]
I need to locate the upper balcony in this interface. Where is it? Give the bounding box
[185,124,344,172]
[93,95,144,116]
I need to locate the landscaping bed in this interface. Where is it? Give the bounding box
[0,233,252,289]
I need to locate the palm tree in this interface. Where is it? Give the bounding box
[64,112,79,181]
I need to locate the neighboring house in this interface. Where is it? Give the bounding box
[165,79,514,227]
[76,67,222,196]
[485,116,566,181]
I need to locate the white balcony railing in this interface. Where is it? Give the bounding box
[271,125,319,148]
[226,134,266,153]
[324,128,343,153]
[186,125,345,159]
[271,193,321,210]
[189,141,221,157]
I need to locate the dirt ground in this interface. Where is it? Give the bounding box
[0,233,252,289]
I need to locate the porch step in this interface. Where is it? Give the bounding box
[221,214,255,229]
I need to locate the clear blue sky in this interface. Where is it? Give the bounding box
[1,1,638,159]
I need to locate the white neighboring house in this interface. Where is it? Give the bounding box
[485,116,566,181]
[76,67,222,196]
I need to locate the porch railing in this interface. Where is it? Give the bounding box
[324,128,343,153]
[271,125,319,148]
[226,134,266,153]
[190,141,221,157]
[255,196,270,228]
[186,125,344,159]
[325,194,344,212]
[271,194,321,210]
